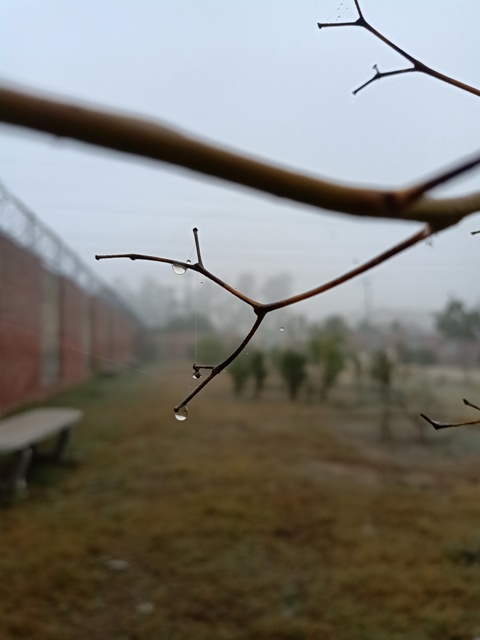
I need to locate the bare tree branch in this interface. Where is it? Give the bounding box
[318,2,480,97]
[1,86,479,232]
[401,152,480,207]
[352,65,416,96]
[97,225,431,415]
[421,398,480,430]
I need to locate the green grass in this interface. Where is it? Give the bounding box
[1,363,480,639]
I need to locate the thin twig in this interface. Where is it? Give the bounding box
[97,225,431,414]
[421,398,480,430]
[96,248,260,310]
[353,66,416,96]
[1,86,480,231]
[174,314,266,415]
[402,152,480,206]
[262,226,431,311]
[317,2,480,97]
[193,226,204,268]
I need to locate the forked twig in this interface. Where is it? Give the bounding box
[96,225,431,417]
[421,399,480,430]
[317,1,480,97]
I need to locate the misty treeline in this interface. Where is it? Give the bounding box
[127,273,480,351]
[132,267,480,409]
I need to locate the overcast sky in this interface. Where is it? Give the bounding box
[1,1,479,325]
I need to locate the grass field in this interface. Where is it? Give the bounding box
[1,362,480,640]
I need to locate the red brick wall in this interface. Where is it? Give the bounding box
[110,309,137,366]
[0,235,42,415]
[91,296,112,373]
[60,277,90,388]
[91,299,137,372]
[0,233,139,414]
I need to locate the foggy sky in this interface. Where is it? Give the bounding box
[1,1,479,325]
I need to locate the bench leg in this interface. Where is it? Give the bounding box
[2,447,34,497]
[52,428,71,461]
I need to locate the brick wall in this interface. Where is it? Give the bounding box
[0,235,42,414]
[60,276,90,388]
[0,233,139,415]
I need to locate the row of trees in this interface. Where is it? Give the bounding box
[226,317,395,404]
[155,295,480,370]
[192,297,480,405]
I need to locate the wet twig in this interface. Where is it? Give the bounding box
[421,399,480,430]
[97,225,431,417]
[317,0,480,98]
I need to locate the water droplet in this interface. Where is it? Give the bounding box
[193,371,201,379]
[174,406,188,421]
[280,327,284,332]
[187,259,191,264]
[172,263,186,275]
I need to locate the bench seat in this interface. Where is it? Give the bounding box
[0,407,83,498]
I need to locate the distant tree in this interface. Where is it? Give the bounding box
[310,316,348,400]
[278,350,307,401]
[228,354,251,397]
[398,344,437,366]
[251,351,268,399]
[349,351,363,403]
[370,349,394,441]
[436,299,480,342]
[196,336,228,363]
[436,298,480,372]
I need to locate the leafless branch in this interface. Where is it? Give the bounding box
[421,398,480,430]
[97,225,431,416]
[1,86,479,232]
[352,65,416,95]
[317,2,480,98]
[401,152,480,207]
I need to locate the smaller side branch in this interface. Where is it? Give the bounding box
[318,2,480,97]
[353,65,416,96]
[317,18,363,30]
[96,230,260,308]
[174,313,265,415]
[263,225,431,312]
[402,152,480,207]
[421,399,480,430]
[193,226,204,268]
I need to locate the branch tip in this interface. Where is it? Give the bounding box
[318,2,480,97]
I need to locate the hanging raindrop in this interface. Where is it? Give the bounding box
[280,327,284,332]
[193,371,201,379]
[174,406,188,421]
[172,263,186,275]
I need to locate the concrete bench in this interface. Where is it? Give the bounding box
[0,408,83,497]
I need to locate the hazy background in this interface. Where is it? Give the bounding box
[1,0,479,325]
